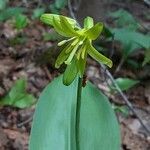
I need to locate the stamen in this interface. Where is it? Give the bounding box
[65,44,79,64]
[58,37,76,46]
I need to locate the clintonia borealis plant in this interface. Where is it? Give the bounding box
[29,14,121,150]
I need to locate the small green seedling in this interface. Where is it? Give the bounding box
[0,79,36,108]
[14,14,28,30]
[110,77,139,93]
[113,104,129,117]
[32,8,45,19]
[0,7,25,22]
[49,0,67,14]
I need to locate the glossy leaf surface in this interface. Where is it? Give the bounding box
[29,75,120,150]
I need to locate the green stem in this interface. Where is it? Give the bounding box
[76,77,83,150]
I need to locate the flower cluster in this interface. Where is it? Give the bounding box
[41,14,112,85]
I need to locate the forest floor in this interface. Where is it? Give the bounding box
[0,0,150,150]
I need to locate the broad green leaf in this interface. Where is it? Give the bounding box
[84,16,94,29]
[49,4,60,14]
[109,9,139,30]
[111,78,139,92]
[63,58,78,85]
[55,0,67,9]
[87,41,112,68]
[114,29,150,49]
[0,0,7,10]
[0,7,25,22]
[32,8,45,19]
[49,0,67,14]
[0,79,36,108]
[40,14,77,28]
[29,75,120,150]
[127,59,140,69]
[84,23,103,40]
[135,36,150,49]
[111,28,150,57]
[143,49,150,66]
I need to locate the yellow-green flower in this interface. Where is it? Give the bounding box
[40,14,112,85]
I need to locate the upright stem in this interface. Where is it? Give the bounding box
[76,77,83,150]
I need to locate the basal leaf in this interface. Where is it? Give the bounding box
[29,75,121,150]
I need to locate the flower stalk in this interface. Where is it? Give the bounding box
[76,77,83,150]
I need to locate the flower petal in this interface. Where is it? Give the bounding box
[65,44,79,65]
[84,23,103,40]
[40,14,77,28]
[55,44,73,68]
[58,37,75,46]
[77,53,87,76]
[87,41,113,68]
[60,16,79,37]
[84,16,94,29]
[53,17,73,37]
[63,58,78,86]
